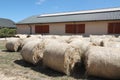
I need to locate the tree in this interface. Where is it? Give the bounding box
[0,28,16,37]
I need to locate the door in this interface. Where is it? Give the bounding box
[65,24,75,33]
[35,25,49,33]
[65,24,85,34]
[108,22,120,34]
[76,24,85,33]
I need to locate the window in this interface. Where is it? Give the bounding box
[65,24,85,34]
[108,22,120,34]
[35,25,49,33]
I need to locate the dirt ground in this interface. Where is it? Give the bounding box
[0,40,104,80]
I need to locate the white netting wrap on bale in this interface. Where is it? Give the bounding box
[21,39,45,64]
[6,38,22,52]
[84,46,120,79]
[43,39,80,75]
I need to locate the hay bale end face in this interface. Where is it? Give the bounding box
[5,38,22,52]
[43,40,80,75]
[21,39,44,64]
[85,46,120,79]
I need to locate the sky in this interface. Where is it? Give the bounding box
[0,0,120,22]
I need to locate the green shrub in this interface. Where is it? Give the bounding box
[0,28,16,38]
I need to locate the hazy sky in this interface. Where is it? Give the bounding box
[0,0,120,22]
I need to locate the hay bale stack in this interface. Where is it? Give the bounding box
[6,38,22,52]
[21,39,44,64]
[43,39,80,75]
[84,46,120,79]
[101,40,120,48]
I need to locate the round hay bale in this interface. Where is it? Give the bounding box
[83,37,90,42]
[15,34,27,38]
[56,36,73,43]
[42,35,60,39]
[21,37,40,48]
[70,40,93,56]
[21,39,44,64]
[28,34,42,38]
[43,40,80,75]
[5,38,22,52]
[101,40,120,48]
[109,38,120,42]
[68,36,83,43]
[84,46,120,79]
[90,35,115,38]
[90,36,110,46]
[90,35,115,46]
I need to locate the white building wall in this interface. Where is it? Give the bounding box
[49,23,65,35]
[17,21,120,35]
[17,25,30,34]
[31,24,35,34]
[85,21,108,35]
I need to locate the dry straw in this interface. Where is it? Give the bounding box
[43,39,80,75]
[6,38,22,52]
[84,46,120,79]
[21,39,44,64]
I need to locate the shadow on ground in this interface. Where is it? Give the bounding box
[14,59,64,77]
[2,50,17,53]
[14,59,109,80]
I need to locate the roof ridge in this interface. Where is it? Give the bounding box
[39,7,120,17]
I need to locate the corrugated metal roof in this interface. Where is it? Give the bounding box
[0,18,16,27]
[17,8,120,24]
[40,7,120,17]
